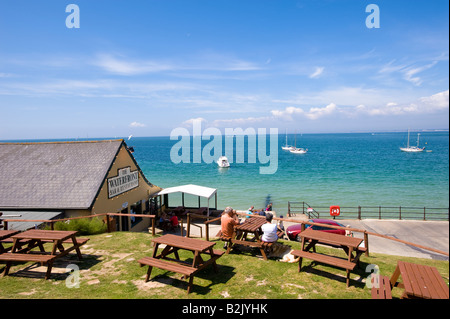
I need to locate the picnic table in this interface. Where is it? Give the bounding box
[0,229,89,279]
[223,216,272,260]
[292,228,365,287]
[389,260,449,299]
[0,230,20,253]
[138,234,224,294]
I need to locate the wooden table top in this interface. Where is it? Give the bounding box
[235,216,266,232]
[0,230,20,240]
[300,229,363,249]
[11,229,78,241]
[152,234,215,252]
[397,260,449,299]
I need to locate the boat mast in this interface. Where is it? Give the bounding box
[407,129,410,148]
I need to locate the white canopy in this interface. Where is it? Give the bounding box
[155,184,217,215]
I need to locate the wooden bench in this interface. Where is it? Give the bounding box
[371,275,393,299]
[0,253,56,279]
[138,249,224,294]
[292,250,356,286]
[292,250,356,271]
[138,257,198,293]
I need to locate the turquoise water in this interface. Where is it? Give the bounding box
[4,132,448,215]
[131,132,449,213]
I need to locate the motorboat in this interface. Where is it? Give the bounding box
[217,156,230,168]
[400,129,425,152]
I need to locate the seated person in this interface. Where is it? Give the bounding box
[159,211,171,230]
[261,213,279,243]
[221,207,240,248]
[168,213,179,230]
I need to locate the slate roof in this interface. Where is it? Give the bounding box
[0,140,124,210]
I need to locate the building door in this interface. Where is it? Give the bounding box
[121,208,129,231]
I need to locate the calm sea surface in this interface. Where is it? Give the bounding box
[131,132,449,213]
[4,132,449,215]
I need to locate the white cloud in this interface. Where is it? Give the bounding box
[95,54,174,75]
[182,117,207,128]
[402,61,438,86]
[129,121,146,128]
[419,89,449,111]
[379,60,439,86]
[354,90,448,116]
[94,52,261,75]
[271,103,338,120]
[271,90,448,120]
[309,67,324,79]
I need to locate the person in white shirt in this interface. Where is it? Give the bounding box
[261,213,278,243]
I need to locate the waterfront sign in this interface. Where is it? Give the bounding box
[107,167,139,198]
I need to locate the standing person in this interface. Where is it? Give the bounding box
[246,206,255,218]
[221,207,240,249]
[265,203,273,211]
[261,213,278,243]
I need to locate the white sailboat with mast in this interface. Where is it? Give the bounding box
[400,129,425,152]
[281,129,295,151]
[289,131,308,154]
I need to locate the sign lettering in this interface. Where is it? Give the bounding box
[107,167,139,198]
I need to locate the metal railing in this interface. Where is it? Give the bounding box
[288,201,449,221]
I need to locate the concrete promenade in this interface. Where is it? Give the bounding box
[184,213,449,261]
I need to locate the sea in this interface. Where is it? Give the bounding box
[3,131,449,217]
[131,131,449,214]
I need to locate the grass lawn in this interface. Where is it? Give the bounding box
[0,231,448,299]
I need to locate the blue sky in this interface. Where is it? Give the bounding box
[0,0,448,139]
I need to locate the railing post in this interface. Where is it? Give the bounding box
[423,207,426,221]
[378,206,381,220]
[288,202,291,217]
[358,206,361,220]
[186,213,191,238]
[152,216,155,236]
[364,232,369,257]
[399,206,402,220]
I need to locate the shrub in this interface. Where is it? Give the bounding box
[53,217,107,235]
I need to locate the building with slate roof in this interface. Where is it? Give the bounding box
[0,139,161,231]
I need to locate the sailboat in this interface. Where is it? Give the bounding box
[281,130,295,151]
[289,132,308,154]
[400,129,425,152]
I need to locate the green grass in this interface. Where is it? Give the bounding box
[0,232,448,299]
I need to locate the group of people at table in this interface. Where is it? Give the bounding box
[220,205,283,249]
